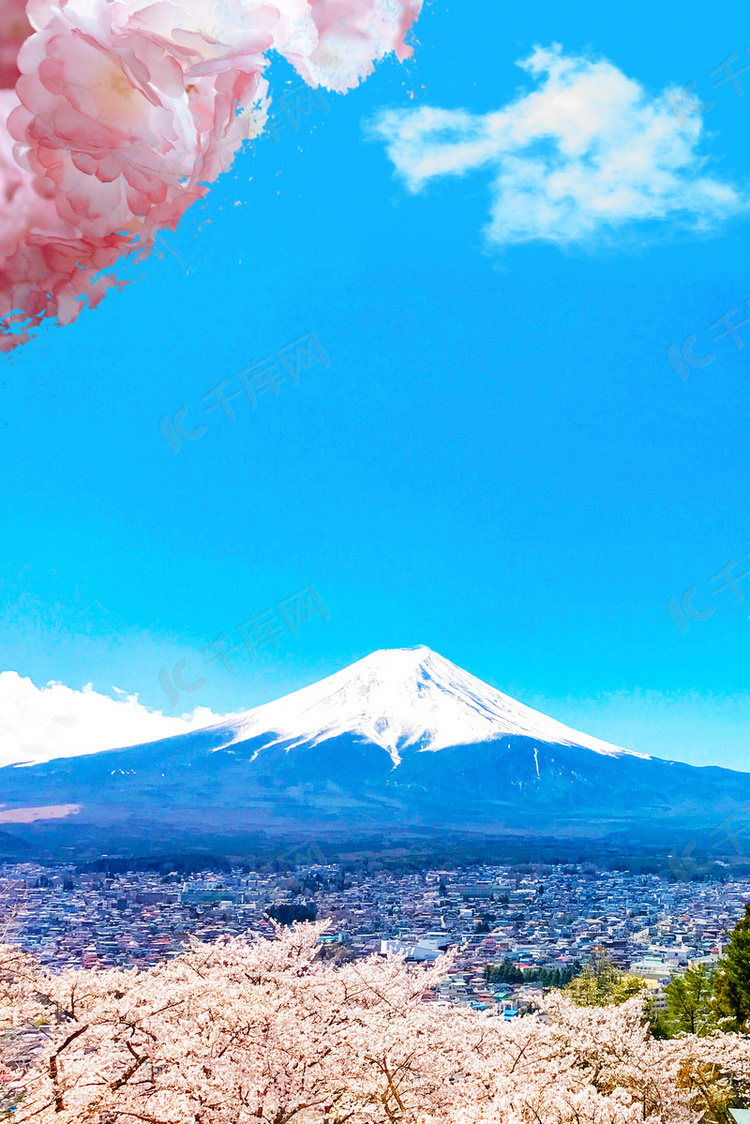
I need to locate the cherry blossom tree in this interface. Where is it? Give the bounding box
[2,923,750,1124]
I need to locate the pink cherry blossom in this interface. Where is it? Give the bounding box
[0,87,131,352]
[2,924,750,1124]
[293,0,422,92]
[0,0,32,90]
[0,0,422,351]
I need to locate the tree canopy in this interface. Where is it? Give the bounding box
[655,964,721,1038]
[563,947,646,1007]
[2,925,750,1124]
[713,901,750,1032]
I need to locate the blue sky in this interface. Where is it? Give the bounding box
[3,0,750,769]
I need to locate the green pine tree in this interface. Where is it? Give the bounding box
[660,964,719,1036]
[712,901,750,1031]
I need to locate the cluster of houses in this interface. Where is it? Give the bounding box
[0,860,745,1014]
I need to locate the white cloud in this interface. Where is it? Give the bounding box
[369,45,748,247]
[0,672,234,768]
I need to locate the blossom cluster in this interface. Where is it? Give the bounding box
[2,922,750,1124]
[0,0,421,351]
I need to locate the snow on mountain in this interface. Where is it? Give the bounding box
[217,646,648,766]
[4,645,750,853]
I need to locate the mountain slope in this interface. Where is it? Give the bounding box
[1,646,748,851]
[220,646,644,765]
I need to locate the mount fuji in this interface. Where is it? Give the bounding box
[220,646,641,766]
[1,646,749,852]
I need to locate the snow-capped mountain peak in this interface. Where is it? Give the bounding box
[6,645,747,852]
[220,645,647,766]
